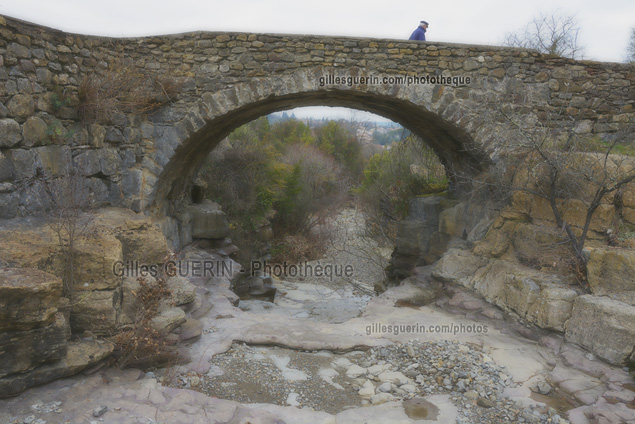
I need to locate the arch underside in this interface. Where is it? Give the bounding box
[152,89,492,215]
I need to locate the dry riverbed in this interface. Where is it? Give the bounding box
[1,210,634,423]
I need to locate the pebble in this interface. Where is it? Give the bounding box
[92,405,108,417]
[378,382,392,393]
[346,364,367,378]
[370,392,394,405]
[477,397,495,408]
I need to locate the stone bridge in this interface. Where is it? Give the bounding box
[0,15,633,243]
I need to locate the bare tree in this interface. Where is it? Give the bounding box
[44,164,96,298]
[626,27,635,63]
[503,10,585,59]
[496,110,635,266]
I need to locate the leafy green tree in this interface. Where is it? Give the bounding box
[269,119,314,148]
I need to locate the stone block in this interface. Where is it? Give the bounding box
[0,118,22,147]
[21,116,48,146]
[470,259,576,331]
[565,295,635,365]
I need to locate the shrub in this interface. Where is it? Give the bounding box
[111,276,178,369]
[78,58,182,123]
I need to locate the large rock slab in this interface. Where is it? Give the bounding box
[0,339,113,398]
[565,295,635,365]
[0,222,124,292]
[0,313,70,379]
[0,267,62,331]
[470,259,577,332]
[188,200,230,239]
[433,250,578,332]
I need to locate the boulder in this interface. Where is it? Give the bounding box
[188,200,230,239]
[21,116,48,146]
[0,267,62,331]
[165,275,197,306]
[431,248,488,287]
[565,295,635,365]
[438,203,465,238]
[116,219,170,265]
[230,275,277,302]
[0,118,22,147]
[92,208,171,265]
[149,307,186,335]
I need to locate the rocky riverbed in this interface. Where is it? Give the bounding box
[1,210,634,423]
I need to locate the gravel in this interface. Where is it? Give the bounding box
[169,340,570,423]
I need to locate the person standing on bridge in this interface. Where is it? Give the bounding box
[409,20,429,41]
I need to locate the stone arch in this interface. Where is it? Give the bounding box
[147,67,494,216]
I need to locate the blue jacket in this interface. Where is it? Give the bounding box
[409,26,426,41]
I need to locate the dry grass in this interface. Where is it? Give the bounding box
[78,59,182,123]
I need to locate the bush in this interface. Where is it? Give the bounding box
[356,134,447,225]
[78,58,182,123]
[111,276,178,369]
[199,117,355,264]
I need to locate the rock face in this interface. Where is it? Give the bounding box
[388,196,495,283]
[0,313,70,380]
[586,248,635,304]
[433,250,579,332]
[0,208,191,397]
[565,295,635,365]
[0,340,113,398]
[0,267,62,331]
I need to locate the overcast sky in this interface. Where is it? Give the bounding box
[1,0,632,121]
